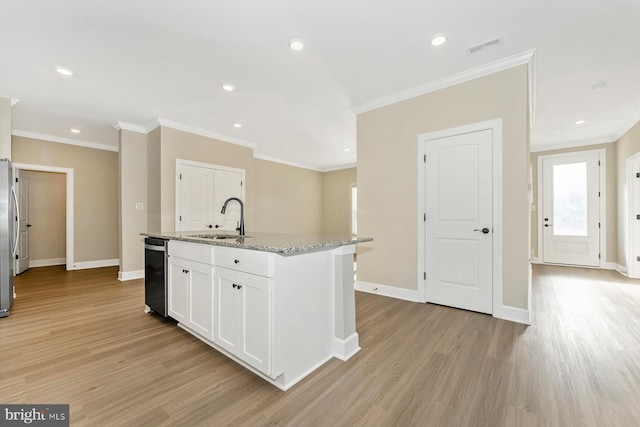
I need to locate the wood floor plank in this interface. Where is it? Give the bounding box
[1,264,639,426]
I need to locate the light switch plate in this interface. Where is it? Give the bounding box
[135,202,144,210]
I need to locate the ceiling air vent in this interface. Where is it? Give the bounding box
[466,37,503,55]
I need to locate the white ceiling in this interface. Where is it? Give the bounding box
[2,0,639,170]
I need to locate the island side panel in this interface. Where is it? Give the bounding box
[272,250,336,389]
[332,244,360,359]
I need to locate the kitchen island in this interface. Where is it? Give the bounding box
[141,231,372,391]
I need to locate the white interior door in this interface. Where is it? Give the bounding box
[15,169,30,275]
[542,153,600,266]
[627,153,640,278]
[425,129,493,314]
[213,170,243,231]
[179,165,214,231]
[177,161,245,232]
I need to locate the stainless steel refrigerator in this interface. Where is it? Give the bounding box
[0,158,17,318]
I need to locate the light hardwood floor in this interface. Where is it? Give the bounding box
[1,265,639,426]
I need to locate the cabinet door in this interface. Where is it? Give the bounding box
[168,257,189,323]
[239,272,272,375]
[215,269,240,354]
[188,261,215,341]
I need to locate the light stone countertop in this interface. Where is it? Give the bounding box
[141,231,373,255]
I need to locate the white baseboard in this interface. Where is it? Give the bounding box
[357,280,531,325]
[333,333,361,361]
[70,259,119,270]
[494,304,531,325]
[118,269,145,281]
[603,262,628,276]
[29,258,66,268]
[355,281,420,302]
[534,260,629,277]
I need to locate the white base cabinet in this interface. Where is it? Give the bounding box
[215,268,272,375]
[166,240,359,391]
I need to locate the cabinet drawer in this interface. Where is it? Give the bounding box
[214,247,274,277]
[169,240,215,265]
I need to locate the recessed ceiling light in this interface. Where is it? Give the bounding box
[233,123,242,128]
[222,84,235,92]
[55,66,74,76]
[575,120,586,125]
[343,148,351,152]
[289,39,304,51]
[70,128,80,133]
[431,35,447,47]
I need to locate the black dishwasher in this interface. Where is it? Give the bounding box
[144,237,168,317]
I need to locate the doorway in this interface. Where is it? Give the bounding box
[537,150,604,267]
[418,119,503,315]
[15,170,67,272]
[13,163,74,271]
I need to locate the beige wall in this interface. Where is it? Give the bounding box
[21,170,66,262]
[529,143,617,263]
[0,97,11,159]
[12,136,119,264]
[253,158,323,234]
[615,121,640,268]
[357,65,530,309]
[322,167,356,235]
[119,130,148,274]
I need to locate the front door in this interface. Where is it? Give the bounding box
[425,129,493,314]
[541,152,600,266]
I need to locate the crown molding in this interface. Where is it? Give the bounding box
[352,49,537,124]
[11,129,118,152]
[322,163,358,172]
[157,118,257,149]
[114,117,257,150]
[253,153,323,172]
[254,153,356,173]
[117,117,355,172]
[613,109,640,141]
[115,121,152,133]
[530,137,615,153]
[11,98,19,107]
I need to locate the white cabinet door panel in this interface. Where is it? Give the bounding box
[240,272,271,374]
[188,262,215,341]
[168,257,189,323]
[215,269,240,354]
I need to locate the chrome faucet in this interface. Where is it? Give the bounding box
[220,197,245,236]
